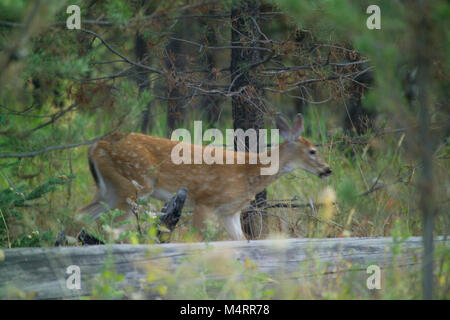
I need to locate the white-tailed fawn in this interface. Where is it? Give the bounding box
[77,114,332,240]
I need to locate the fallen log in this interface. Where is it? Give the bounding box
[0,236,447,299]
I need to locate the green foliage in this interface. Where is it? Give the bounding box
[0,168,74,247]
[202,220,220,243]
[0,0,28,23]
[89,251,125,299]
[25,38,90,80]
[0,174,74,208]
[11,230,56,248]
[104,0,133,26]
[336,176,358,204]
[83,197,163,245]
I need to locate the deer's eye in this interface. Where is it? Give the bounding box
[309,149,316,155]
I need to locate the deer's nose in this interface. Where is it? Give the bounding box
[319,167,332,178]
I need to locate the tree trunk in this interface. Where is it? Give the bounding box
[414,0,435,300]
[165,35,187,134]
[230,0,268,239]
[200,15,221,125]
[134,32,152,134]
[343,52,374,135]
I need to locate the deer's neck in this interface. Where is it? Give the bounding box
[247,142,292,194]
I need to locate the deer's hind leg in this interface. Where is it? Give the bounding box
[77,141,135,222]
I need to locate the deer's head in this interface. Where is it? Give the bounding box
[276,113,332,178]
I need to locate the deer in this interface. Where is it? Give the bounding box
[76,114,332,241]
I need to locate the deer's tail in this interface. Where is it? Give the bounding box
[76,142,118,221]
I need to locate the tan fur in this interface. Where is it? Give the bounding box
[77,125,331,240]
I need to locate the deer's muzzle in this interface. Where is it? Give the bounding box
[319,167,332,179]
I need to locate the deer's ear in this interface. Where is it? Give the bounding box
[291,113,304,140]
[276,113,291,140]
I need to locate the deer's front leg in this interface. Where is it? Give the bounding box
[221,212,246,241]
